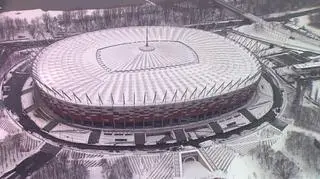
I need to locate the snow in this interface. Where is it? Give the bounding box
[21,91,34,110]
[193,127,215,138]
[50,123,91,143]
[217,113,250,133]
[310,80,320,103]
[182,161,211,179]
[0,9,109,23]
[89,167,103,179]
[293,14,320,36]
[248,78,273,119]
[27,110,50,128]
[0,128,8,140]
[1,110,22,133]
[0,9,62,22]
[145,135,165,145]
[263,6,320,19]
[272,124,320,179]
[236,23,320,54]
[22,77,33,92]
[34,26,260,106]
[227,155,273,179]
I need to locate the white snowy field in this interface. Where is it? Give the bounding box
[227,155,274,179]
[182,161,211,179]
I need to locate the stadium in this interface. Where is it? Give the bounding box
[31,26,261,129]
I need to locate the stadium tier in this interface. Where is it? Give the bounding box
[32,26,261,128]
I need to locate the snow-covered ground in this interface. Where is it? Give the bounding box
[0,9,108,23]
[22,77,33,92]
[88,167,103,179]
[99,132,135,145]
[50,123,91,143]
[0,128,8,140]
[310,80,320,103]
[292,14,320,36]
[217,113,250,133]
[182,161,211,179]
[227,155,273,179]
[21,91,34,110]
[27,110,50,128]
[272,124,320,179]
[248,78,273,119]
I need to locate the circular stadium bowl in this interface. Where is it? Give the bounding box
[32,26,261,129]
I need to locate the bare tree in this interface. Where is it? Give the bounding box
[14,18,25,31]
[76,10,91,32]
[4,17,15,40]
[61,11,72,32]
[286,131,320,173]
[92,10,105,30]
[27,23,37,39]
[0,21,5,39]
[42,12,53,32]
[109,157,133,179]
[273,152,299,179]
[103,10,111,28]
[100,158,111,179]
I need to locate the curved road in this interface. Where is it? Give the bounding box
[3,70,284,151]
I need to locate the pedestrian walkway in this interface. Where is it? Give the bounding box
[238,109,257,123]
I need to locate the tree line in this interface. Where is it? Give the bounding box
[250,144,299,179]
[1,0,319,41]
[285,131,320,175]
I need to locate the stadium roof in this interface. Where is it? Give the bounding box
[33,26,261,107]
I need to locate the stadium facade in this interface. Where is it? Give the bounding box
[32,26,261,128]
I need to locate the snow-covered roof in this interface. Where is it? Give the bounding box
[32,26,261,107]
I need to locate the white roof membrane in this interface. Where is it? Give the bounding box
[33,26,261,107]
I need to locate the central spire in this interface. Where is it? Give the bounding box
[139,26,155,52]
[146,26,149,47]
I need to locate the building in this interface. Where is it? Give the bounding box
[32,26,261,129]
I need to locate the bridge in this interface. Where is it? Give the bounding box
[184,0,320,54]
